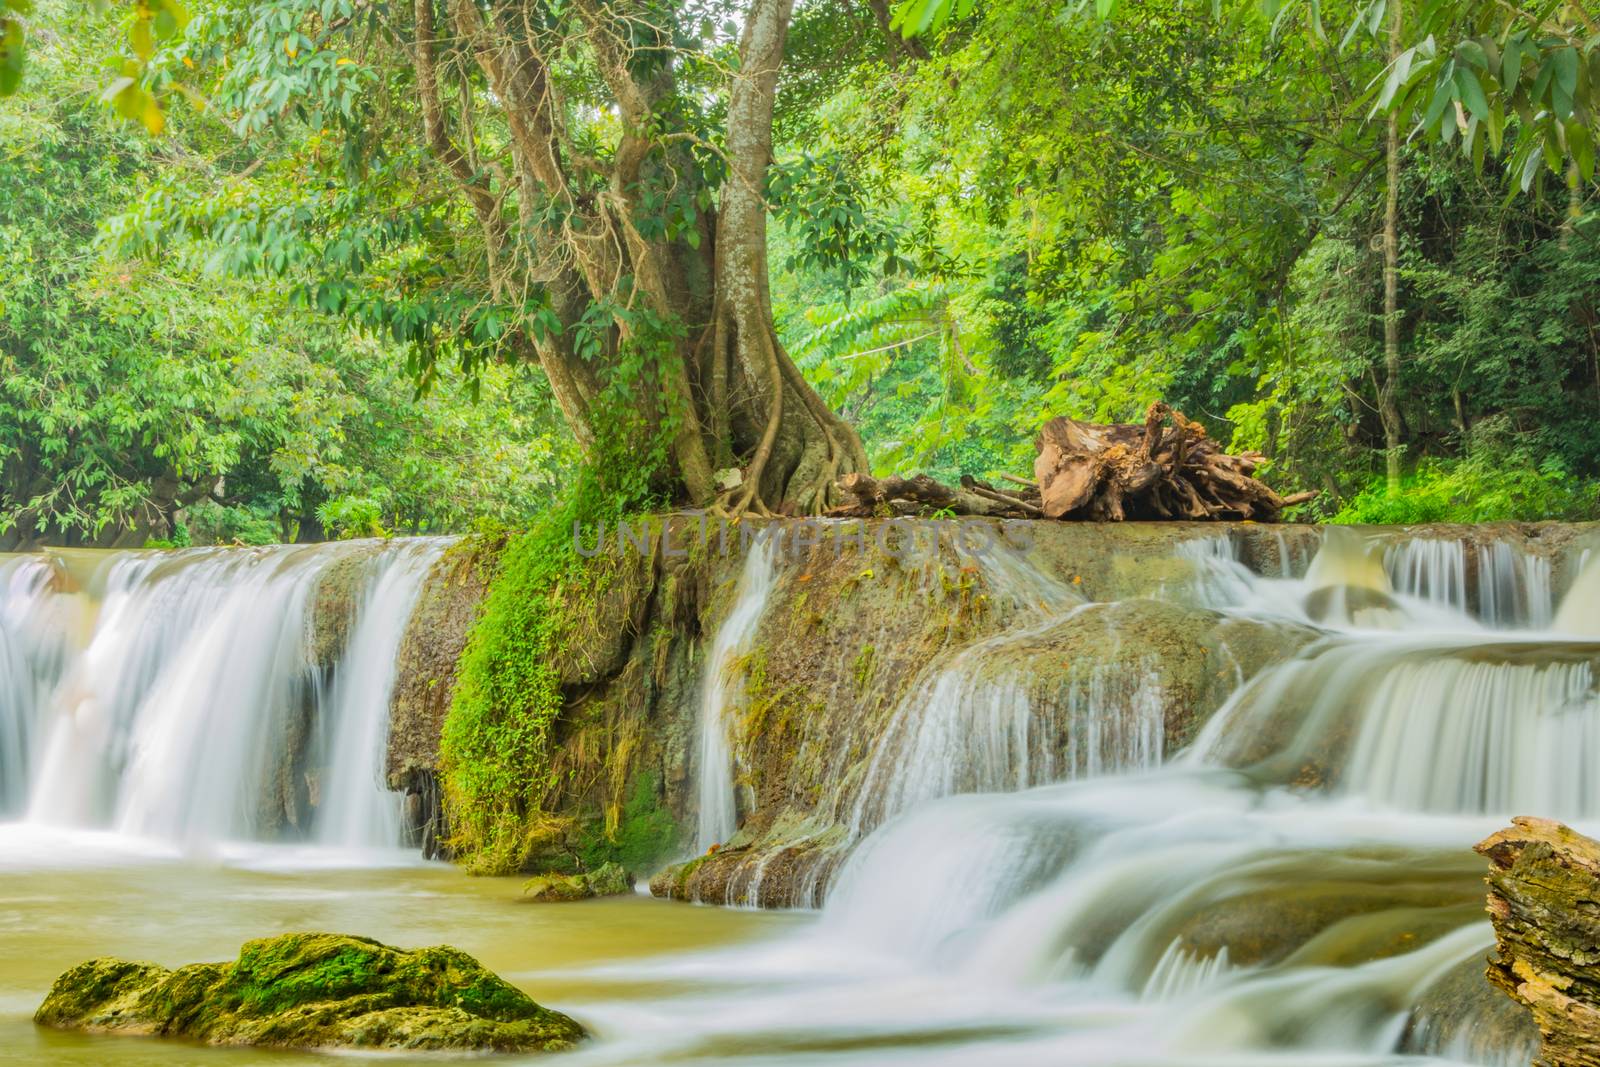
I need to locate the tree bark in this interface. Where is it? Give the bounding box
[1477,817,1600,1067]
[1379,0,1404,494]
[404,0,863,514]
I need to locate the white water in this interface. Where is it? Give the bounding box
[694,531,780,851]
[316,538,449,848]
[754,528,1600,1066]
[0,540,444,853]
[2,524,1595,1067]
[0,557,70,813]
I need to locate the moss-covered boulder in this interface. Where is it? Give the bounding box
[34,932,584,1053]
[521,861,634,903]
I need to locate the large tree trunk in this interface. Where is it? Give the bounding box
[411,0,865,514]
[1378,0,1404,494]
[713,0,868,512]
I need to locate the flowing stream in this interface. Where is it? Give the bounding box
[0,527,1594,1066]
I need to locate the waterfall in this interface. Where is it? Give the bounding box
[1385,539,1469,613]
[1383,537,1553,627]
[791,527,1594,1067]
[1478,541,1553,628]
[0,557,70,814]
[1191,636,1600,816]
[0,539,444,853]
[844,627,1164,839]
[694,531,780,851]
[315,538,448,848]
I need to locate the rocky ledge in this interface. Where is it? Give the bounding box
[1477,817,1600,1067]
[34,932,584,1054]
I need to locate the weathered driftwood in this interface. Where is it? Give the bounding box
[829,473,1034,519]
[1477,817,1600,1067]
[828,403,1314,522]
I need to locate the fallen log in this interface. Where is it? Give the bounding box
[828,473,1033,519]
[829,403,1313,522]
[1476,817,1600,1067]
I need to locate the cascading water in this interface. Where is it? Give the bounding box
[315,538,448,848]
[0,557,70,814]
[0,539,445,854]
[2,523,1594,1067]
[694,530,780,851]
[765,528,1600,1067]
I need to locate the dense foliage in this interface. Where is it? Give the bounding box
[0,11,569,547]
[11,0,1600,535]
[767,0,1600,515]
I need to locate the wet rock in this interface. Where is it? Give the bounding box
[522,862,634,903]
[1302,584,1404,627]
[964,599,1316,756]
[34,932,584,1053]
[308,546,382,669]
[1403,955,1540,1063]
[1148,848,1483,972]
[1477,817,1600,1067]
[387,535,503,787]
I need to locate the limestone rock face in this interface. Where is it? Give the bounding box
[34,932,585,1054]
[1477,817,1600,1067]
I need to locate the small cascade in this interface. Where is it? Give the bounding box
[1176,534,1256,608]
[0,539,445,853]
[1478,541,1554,628]
[1193,636,1600,816]
[694,531,780,851]
[1381,537,1552,627]
[835,549,1147,843]
[1141,941,1233,1001]
[844,628,1165,838]
[1385,539,1468,613]
[315,539,449,848]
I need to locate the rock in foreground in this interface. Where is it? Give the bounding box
[522,861,634,903]
[34,932,584,1053]
[1477,817,1600,1067]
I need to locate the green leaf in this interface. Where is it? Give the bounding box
[1501,36,1522,93]
[0,17,22,96]
[1455,40,1487,70]
[1455,67,1489,122]
[1377,47,1414,109]
[1423,77,1454,132]
[1555,47,1579,97]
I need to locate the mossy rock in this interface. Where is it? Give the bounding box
[308,546,383,668]
[34,932,584,1053]
[522,861,634,903]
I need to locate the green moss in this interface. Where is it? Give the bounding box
[523,861,634,903]
[852,644,876,693]
[35,933,584,1053]
[609,772,679,871]
[439,461,663,873]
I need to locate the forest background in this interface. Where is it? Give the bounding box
[4,0,1598,547]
